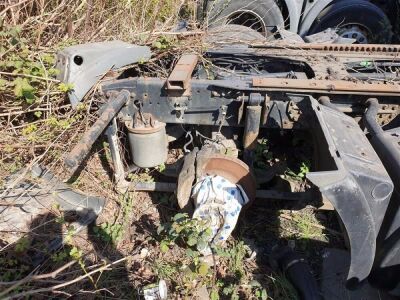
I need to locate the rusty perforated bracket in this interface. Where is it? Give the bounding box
[167,54,198,92]
[252,43,400,53]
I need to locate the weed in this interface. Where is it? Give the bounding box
[128,169,154,183]
[93,222,124,244]
[158,213,212,253]
[284,161,310,181]
[268,274,299,300]
[153,35,176,50]
[154,213,216,296]
[93,193,134,244]
[155,163,166,173]
[292,212,325,243]
[58,82,74,93]
[51,249,69,263]
[14,237,30,253]
[64,225,76,244]
[152,259,180,279]
[254,138,273,169]
[0,25,60,104]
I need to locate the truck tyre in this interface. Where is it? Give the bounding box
[206,0,284,36]
[204,24,267,45]
[307,0,393,44]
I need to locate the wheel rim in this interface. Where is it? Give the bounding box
[338,24,370,44]
[226,10,266,34]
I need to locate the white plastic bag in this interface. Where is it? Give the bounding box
[191,175,249,255]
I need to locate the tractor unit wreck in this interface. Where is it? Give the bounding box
[7,33,400,295]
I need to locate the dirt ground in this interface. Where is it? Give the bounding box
[0,1,348,298]
[0,130,346,299]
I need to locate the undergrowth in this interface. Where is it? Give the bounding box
[0,1,338,299]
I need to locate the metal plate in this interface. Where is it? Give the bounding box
[201,154,257,202]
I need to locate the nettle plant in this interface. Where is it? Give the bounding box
[0,24,69,105]
[158,213,213,253]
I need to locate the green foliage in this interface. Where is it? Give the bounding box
[284,161,310,181]
[214,241,247,281]
[51,249,69,263]
[255,139,273,169]
[0,25,61,104]
[13,77,35,103]
[92,194,134,244]
[93,222,123,244]
[157,213,212,253]
[14,237,30,253]
[152,259,180,279]
[46,116,76,130]
[210,289,220,300]
[0,257,30,282]
[58,82,74,92]
[155,163,166,173]
[268,274,299,300]
[69,246,83,261]
[154,213,216,296]
[251,280,268,300]
[64,225,76,244]
[153,35,175,50]
[21,124,37,136]
[128,168,154,183]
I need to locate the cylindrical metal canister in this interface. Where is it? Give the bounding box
[126,120,168,168]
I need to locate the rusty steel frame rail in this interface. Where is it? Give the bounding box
[64,90,130,175]
[252,78,400,96]
[167,54,198,91]
[252,42,400,53]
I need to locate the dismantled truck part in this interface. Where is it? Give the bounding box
[1,165,105,264]
[56,41,151,107]
[57,38,400,294]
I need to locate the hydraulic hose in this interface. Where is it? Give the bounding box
[364,98,400,185]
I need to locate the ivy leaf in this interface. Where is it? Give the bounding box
[185,248,198,258]
[210,290,219,300]
[172,213,187,222]
[13,77,34,97]
[187,236,197,246]
[34,111,42,118]
[261,289,268,300]
[160,240,169,253]
[0,78,8,90]
[58,82,74,92]
[41,53,55,65]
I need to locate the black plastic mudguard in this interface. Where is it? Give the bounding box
[305,98,394,288]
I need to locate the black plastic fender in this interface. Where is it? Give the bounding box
[305,98,394,288]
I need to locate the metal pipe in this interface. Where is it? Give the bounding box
[364,98,400,185]
[318,96,340,112]
[365,98,383,135]
[64,90,130,174]
[129,182,177,192]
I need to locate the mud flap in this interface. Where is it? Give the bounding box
[1,164,104,264]
[305,99,394,288]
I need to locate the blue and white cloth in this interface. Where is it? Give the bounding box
[191,175,249,255]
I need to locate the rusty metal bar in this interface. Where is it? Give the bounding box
[252,78,400,96]
[64,90,130,174]
[252,43,400,53]
[167,54,198,91]
[130,181,313,203]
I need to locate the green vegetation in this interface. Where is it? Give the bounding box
[284,161,311,181]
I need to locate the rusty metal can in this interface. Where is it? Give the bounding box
[141,279,168,300]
